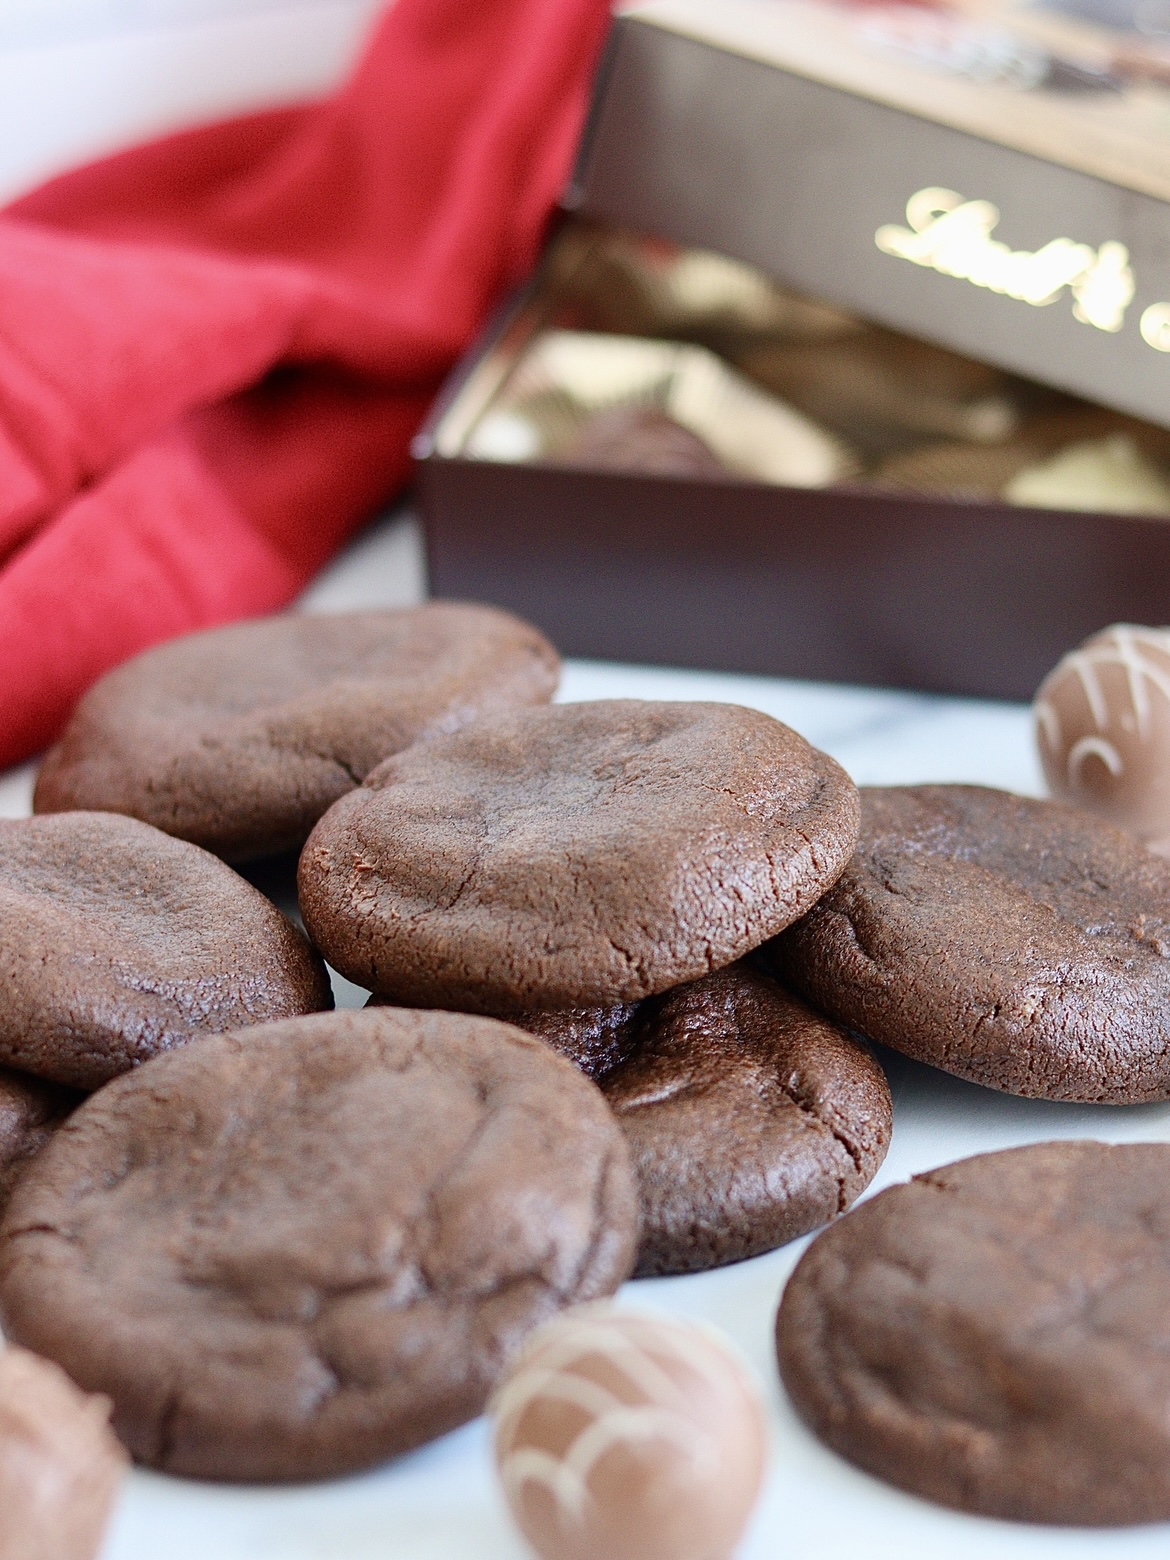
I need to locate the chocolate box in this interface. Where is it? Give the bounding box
[416,1,1170,701]
[574,0,1170,428]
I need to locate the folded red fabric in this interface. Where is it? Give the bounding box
[0,0,611,770]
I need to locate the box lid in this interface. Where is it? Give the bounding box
[572,0,1170,427]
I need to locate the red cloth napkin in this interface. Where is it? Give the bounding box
[0,0,612,771]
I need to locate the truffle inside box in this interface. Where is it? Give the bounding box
[417,220,1170,701]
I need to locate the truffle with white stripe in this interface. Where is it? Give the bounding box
[1035,623,1170,851]
[492,1306,766,1560]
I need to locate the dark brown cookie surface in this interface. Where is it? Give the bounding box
[768,783,1170,1102]
[301,700,859,1012]
[518,1001,644,1080]
[0,1008,639,1482]
[0,1071,77,1214]
[515,963,891,1276]
[777,1140,1170,1525]
[34,603,561,862]
[0,813,331,1088]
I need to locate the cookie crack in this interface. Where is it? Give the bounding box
[434,813,491,915]
[773,1076,865,1212]
[330,756,362,787]
[264,730,363,790]
[3,1221,66,1239]
[412,1107,497,1295]
[154,1385,182,1470]
[608,1072,699,1111]
[303,1353,344,1414]
[834,909,883,969]
[560,1148,617,1302]
[601,934,642,981]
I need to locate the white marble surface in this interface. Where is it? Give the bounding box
[5,512,1168,1558]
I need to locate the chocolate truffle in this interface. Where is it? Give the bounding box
[299,700,859,1013]
[0,1346,127,1560]
[0,811,331,1089]
[552,404,729,478]
[34,602,561,861]
[0,1008,639,1482]
[493,1306,766,1560]
[1035,623,1170,847]
[777,1141,1170,1524]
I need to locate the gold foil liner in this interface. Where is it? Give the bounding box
[1006,434,1170,515]
[542,220,860,345]
[736,330,1024,460]
[874,439,1041,498]
[464,330,860,488]
[1015,406,1170,464]
[453,219,1170,512]
[875,421,1170,511]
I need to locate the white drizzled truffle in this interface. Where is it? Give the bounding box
[0,1345,127,1560]
[491,1306,766,1560]
[1035,624,1170,849]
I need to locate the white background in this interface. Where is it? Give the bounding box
[0,0,388,203]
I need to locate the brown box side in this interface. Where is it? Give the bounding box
[572,15,1170,431]
[419,454,1170,702]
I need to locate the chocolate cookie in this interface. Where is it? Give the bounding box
[516,963,891,1276]
[300,701,859,1012]
[0,812,331,1089]
[0,1072,77,1213]
[34,603,561,862]
[0,1008,639,1481]
[777,1140,1170,1524]
[768,784,1170,1102]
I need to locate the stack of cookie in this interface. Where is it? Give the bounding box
[297,696,890,1277]
[0,599,889,1490]
[0,598,563,1192]
[1,602,634,1482]
[8,597,1170,1530]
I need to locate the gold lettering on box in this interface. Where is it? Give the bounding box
[876,187,1134,333]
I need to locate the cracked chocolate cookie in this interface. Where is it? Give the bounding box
[767,783,1170,1103]
[0,812,331,1089]
[0,1071,77,1215]
[34,603,561,862]
[777,1140,1170,1524]
[515,962,891,1276]
[300,700,859,1012]
[0,1007,639,1481]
